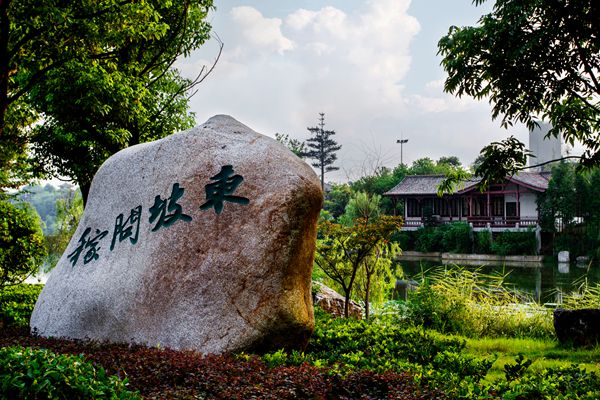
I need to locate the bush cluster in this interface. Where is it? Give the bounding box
[490,230,537,256]
[412,222,472,253]
[399,267,554,339]
[399,224,537,256]
[0,200,46,289]
[0,284,43,329]
[0,346,139,399]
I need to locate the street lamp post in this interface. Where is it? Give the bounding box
[397,138,408,166]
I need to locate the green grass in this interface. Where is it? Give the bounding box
[458,335,600,382]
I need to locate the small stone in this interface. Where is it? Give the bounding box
[313,282,363,319]
[31,115,323,354]
[558,250,570,263]
[393,279,418,301]
[576,256,590,265]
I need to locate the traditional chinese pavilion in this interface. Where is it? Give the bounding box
[384,172,550,231]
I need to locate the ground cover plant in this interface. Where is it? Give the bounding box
[0,326,446,400]
[0,346,140,399]
[2,279,600,399]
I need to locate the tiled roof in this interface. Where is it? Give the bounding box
[384,172,549,196]
[384,175,447,196]
[511,172,550,190]
[460,171,550,192]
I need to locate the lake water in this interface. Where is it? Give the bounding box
[397,258,600,305]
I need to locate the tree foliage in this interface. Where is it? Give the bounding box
[340,192,381,226]
[323,183,352,219]
[438,0,599,181]
[315,215,402,318]
[350,165,407,215]
[44,188,83,270]
[1,0,216,201]
[274,133,305,158]
[0,200,46,290]
[303,113,341,190]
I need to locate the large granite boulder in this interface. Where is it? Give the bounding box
[31,115,323,354]
[554,308,600,347]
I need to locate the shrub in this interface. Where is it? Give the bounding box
[414,226,446,252]
[441,222,472,253]
[491,230,537,255]
[392,230,416,251]
[0,284,43,328]
[474,229,493,254]
[298,308,494,386]
[413,223,473,254]
[404,267,554,338]
[0,200,46,290]
[0,346,139,399]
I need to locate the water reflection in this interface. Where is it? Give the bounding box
[558,262,570,274]
[397,258,600,305]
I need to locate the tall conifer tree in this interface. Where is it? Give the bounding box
[304,113,341,191]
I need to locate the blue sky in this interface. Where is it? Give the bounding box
[178,0,532,182]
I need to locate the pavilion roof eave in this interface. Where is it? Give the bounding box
[457,178,547,194]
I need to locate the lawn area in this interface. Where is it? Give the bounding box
[462,335,600,382]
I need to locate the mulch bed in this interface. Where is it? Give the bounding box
[1,327,447,399]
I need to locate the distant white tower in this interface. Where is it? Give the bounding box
[529,122,562,171]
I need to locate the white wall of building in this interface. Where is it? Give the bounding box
[519,192,538,218]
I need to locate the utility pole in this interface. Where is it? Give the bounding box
[396,137,409,166]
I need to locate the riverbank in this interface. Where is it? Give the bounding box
[399,251,545,267]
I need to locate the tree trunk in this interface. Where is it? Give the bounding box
[343,290,351,318]
[365,272,371,320]
[80,180,91,207]
[0,0,10,141]
[320,163,325,191]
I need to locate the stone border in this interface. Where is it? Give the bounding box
[399,251,545,267]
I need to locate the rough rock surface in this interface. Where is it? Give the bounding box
[313,282,363,319]
[554,308,600,347]
[31,115,323,354]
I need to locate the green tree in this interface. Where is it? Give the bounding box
[28,1,215,204]
[409,158,438,175]
[438,0,599,185]
[275,133,306,158]
[408,157,461,176]
[538,162,577,233]
[0,200,46,290]
[351,165,407,215]
[0,1,162,189]
[438,156,462,168]
[586,169,600,257]
[357,240,400,320]
[323,183,352,219]
[43,188,83,270]
[1,1,216,202]
[303,113,342,190]
[340,192,381,226]
[315,215,402,318]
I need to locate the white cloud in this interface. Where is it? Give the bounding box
[229,6,294,58]
[181,1,523,182]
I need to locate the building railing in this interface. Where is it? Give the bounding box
[403,217,539,229]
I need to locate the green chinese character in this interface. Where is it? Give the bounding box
[149,183,192,231]
[110,205,142,251]
[67,227,109,266]
[200,165,249,214]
